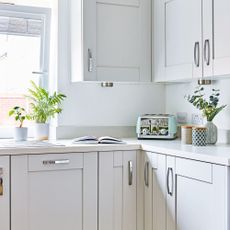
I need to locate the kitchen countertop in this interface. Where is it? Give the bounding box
[0,138,230,166]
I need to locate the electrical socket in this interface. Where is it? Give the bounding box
[176,112,188,124]
[192,113,204,125]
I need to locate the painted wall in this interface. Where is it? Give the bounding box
[6,0,165,136]
[58,82,165,127]
[57,0,165,128]
[165,79,230,130]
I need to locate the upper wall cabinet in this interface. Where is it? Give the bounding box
[154,0,230,82]
[82,0,152,82]
[212,0,230,77]
[154,0,203,82]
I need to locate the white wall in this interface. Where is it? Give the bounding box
[57,0,165,128]
[58,82,165,127]
[6,0,165,137]
[165,79,230,130]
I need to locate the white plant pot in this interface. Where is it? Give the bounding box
[34,123,49,141]
[14,127,28,141]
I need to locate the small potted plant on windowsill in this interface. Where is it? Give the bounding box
[26,81,66,141]
[9,106,30,141]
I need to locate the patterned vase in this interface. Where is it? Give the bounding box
[205,121,218,145]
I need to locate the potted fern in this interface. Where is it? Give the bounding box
[26,81,66,140]
[9,106,30,141]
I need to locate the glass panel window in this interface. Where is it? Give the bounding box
[0,33,40,126]
[0,5,50,129]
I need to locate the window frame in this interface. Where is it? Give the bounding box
[0,3,51,138]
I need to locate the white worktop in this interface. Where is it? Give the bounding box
[0,138,230,166]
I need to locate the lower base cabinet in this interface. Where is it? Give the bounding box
[99,151,137,230]
[167,156,228,230]
[7,150,230,230]
[11,153,97,230]
[143,151,229,230]
[0,156,10,230]
[143,152,166,230]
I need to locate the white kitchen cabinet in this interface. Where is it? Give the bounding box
[82,0,151,82]
[154,0,230,82]
[212,0,230,77]
[154,0,202,82]
[11,153,97,230]
[99,151,137,230]
[0,156,10,230]
[143,152,166,230]
[166,156,228,230]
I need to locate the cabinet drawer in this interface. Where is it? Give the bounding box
[28,153,84,172]
[176,158,212,183]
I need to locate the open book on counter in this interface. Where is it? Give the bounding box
[72,136,126,144]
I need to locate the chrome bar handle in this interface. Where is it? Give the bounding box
[144,161,149,187]
[204,39,210,66]
[0,168,3,196]
[167,167,174,196]
[88,49,93,72]
[128,161,133,186]
[0,177,3,196]
[32,71,48,75]
[194,42,200,67]
[43,159,70,165]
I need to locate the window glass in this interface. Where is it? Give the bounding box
[0,34,40,126]
[0,4,51,128]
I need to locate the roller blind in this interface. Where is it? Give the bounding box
[0,15,43,36]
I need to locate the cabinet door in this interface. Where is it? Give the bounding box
[212,0,230,76]
[166,157,228,230]
[0,156,10,230]
[203,0,213,77]
[175,158,227,230]
[99,151,137,230]
[84,0,151,82]
[144,152,166,230]
[154,0,202,82]
[11,153,97,230]
[166,156,176,230]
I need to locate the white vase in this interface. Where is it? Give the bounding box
[34,123,49,141]
[205,121,218,145]
[14,127,28,141]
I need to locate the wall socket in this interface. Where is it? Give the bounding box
[176,112,188,124]
[192,113,204,125]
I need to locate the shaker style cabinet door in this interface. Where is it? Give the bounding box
[166,157,228,230]
[164,0,202,81]
[11,153,97,230]
[99,151,137,230]
[143,152,166,230]
[0,156,10,230]
[154,0,203,82]
[212,0,230,77]
[83,0,151,82]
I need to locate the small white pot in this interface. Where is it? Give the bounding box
[14,127,28,142]
[34,123,49,141]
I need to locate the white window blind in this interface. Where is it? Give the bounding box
[0,15,43,36]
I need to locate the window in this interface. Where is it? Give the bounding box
[0,4,50,130]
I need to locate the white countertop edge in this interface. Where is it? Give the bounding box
[0,139,230,166]
[140,144,230,166]
[0,143,141,156]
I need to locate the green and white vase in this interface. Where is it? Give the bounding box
[205,121,218,145]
